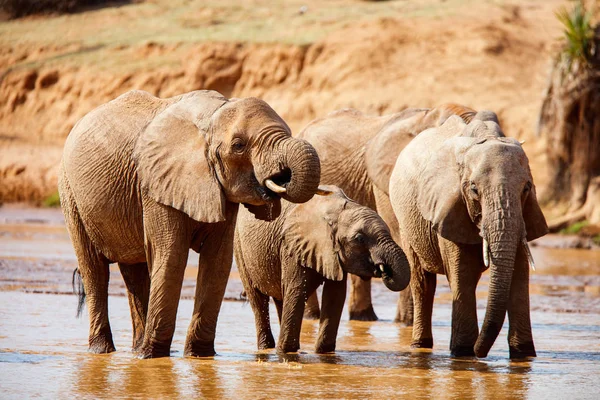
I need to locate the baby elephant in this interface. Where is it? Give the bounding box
[234,186,411,353]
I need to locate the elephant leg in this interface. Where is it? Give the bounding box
[274,298,283,324]
[235,250,275,350]
[411,257,437,349]
[394,289,414,326]
[184,211,237,357]
[278,263,321,353]
[79,249,113,353]
[315,276,347,353]
[249,289,276,350]
[118,262,150,352]
[507,246,536,359]
[444,242,481,357]
[139,200,192,359]
[61,185,115,354]
[304,291,321,320]
[348,275,378,321]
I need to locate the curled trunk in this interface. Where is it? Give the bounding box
[280,138,321,204]
[372,239,411,292]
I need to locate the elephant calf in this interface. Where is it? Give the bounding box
[234,186,410,354]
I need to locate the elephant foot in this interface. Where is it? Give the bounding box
[137,341,172,359]
[394,312,414,327]
[315,341,336,354]
[257,334,276,350]
[349,305,378,321]
[450,345,476,357]
[184,340,216,358]
[411,338,433,349]
[303,307,320,320]
[277,342,300,354]
[88,331,116,354]
[509,341,536,359]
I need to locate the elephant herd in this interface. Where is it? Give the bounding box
[59,89,547,360]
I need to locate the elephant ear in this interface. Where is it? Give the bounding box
[134,90,228,223]
[282,186,345,281]
[416,117,482,244]
[523,182,548,241]
[365,110,428,195]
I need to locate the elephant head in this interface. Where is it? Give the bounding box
[365,104,478,195]
[282,186,411,291]
[416,114,548,357]
[134,90,320,222]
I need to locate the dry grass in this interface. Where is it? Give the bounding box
[1,0,522,72]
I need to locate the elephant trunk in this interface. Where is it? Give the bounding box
[272,138,321,204]
[372,238,411,292]
[474,193,521,358]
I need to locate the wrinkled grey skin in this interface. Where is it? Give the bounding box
[389,112,548,358]
[234,186,410,353]
[59,90,321,358]
[298,104,477,322]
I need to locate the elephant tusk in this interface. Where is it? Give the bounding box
[522,238,536,271]
[483,238,490,268]
[378,264,386,273]
[265,179,287,194]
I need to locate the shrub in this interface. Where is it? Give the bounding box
[0,0,113,19]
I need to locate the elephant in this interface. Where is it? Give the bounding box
[297,104,478,322]
[59,89,321,358]
[234,186,410,354]
[389,112,548,358]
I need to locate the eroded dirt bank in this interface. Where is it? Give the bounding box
[1,1,563,203]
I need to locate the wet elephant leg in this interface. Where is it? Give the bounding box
[80,250,113,353]
[274,298,283,324]
[507,246,536,359]
[118,262,150,352]
[443,241,481,357]
[139,199,192,359]
[304,291,321,320]
[348,275,378,321]
[62,191,115,354]
[237,262,275,349]
[315,276,347,353]
[278,263,321,353]
[248,288,276,350]
[184,211,237,357]
[411,256,437,349]
[394,289,414,326]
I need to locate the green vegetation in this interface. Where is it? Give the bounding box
[42,191,61,207]
[555,1,596,70]
[560,220,590,234]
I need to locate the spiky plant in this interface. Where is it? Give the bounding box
[555,1,597,71]
[538,0,600,231]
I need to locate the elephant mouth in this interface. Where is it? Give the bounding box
[372,263,390,279]
[263,168,292,197]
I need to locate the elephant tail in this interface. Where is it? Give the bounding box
[71,268,86,318]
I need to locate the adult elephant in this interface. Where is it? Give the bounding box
[298,104,477,321]
[389,112,547,358]
[59,89,321,358]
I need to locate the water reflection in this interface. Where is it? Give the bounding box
[2,207,600,398]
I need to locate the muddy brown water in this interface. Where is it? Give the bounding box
[1,205,600,399]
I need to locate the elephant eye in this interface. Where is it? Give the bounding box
[353,233,365,245]
[523,182,532,194]
[231,139,246,154]
[470,183,479,196]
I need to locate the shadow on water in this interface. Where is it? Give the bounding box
[0,351,60,364]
